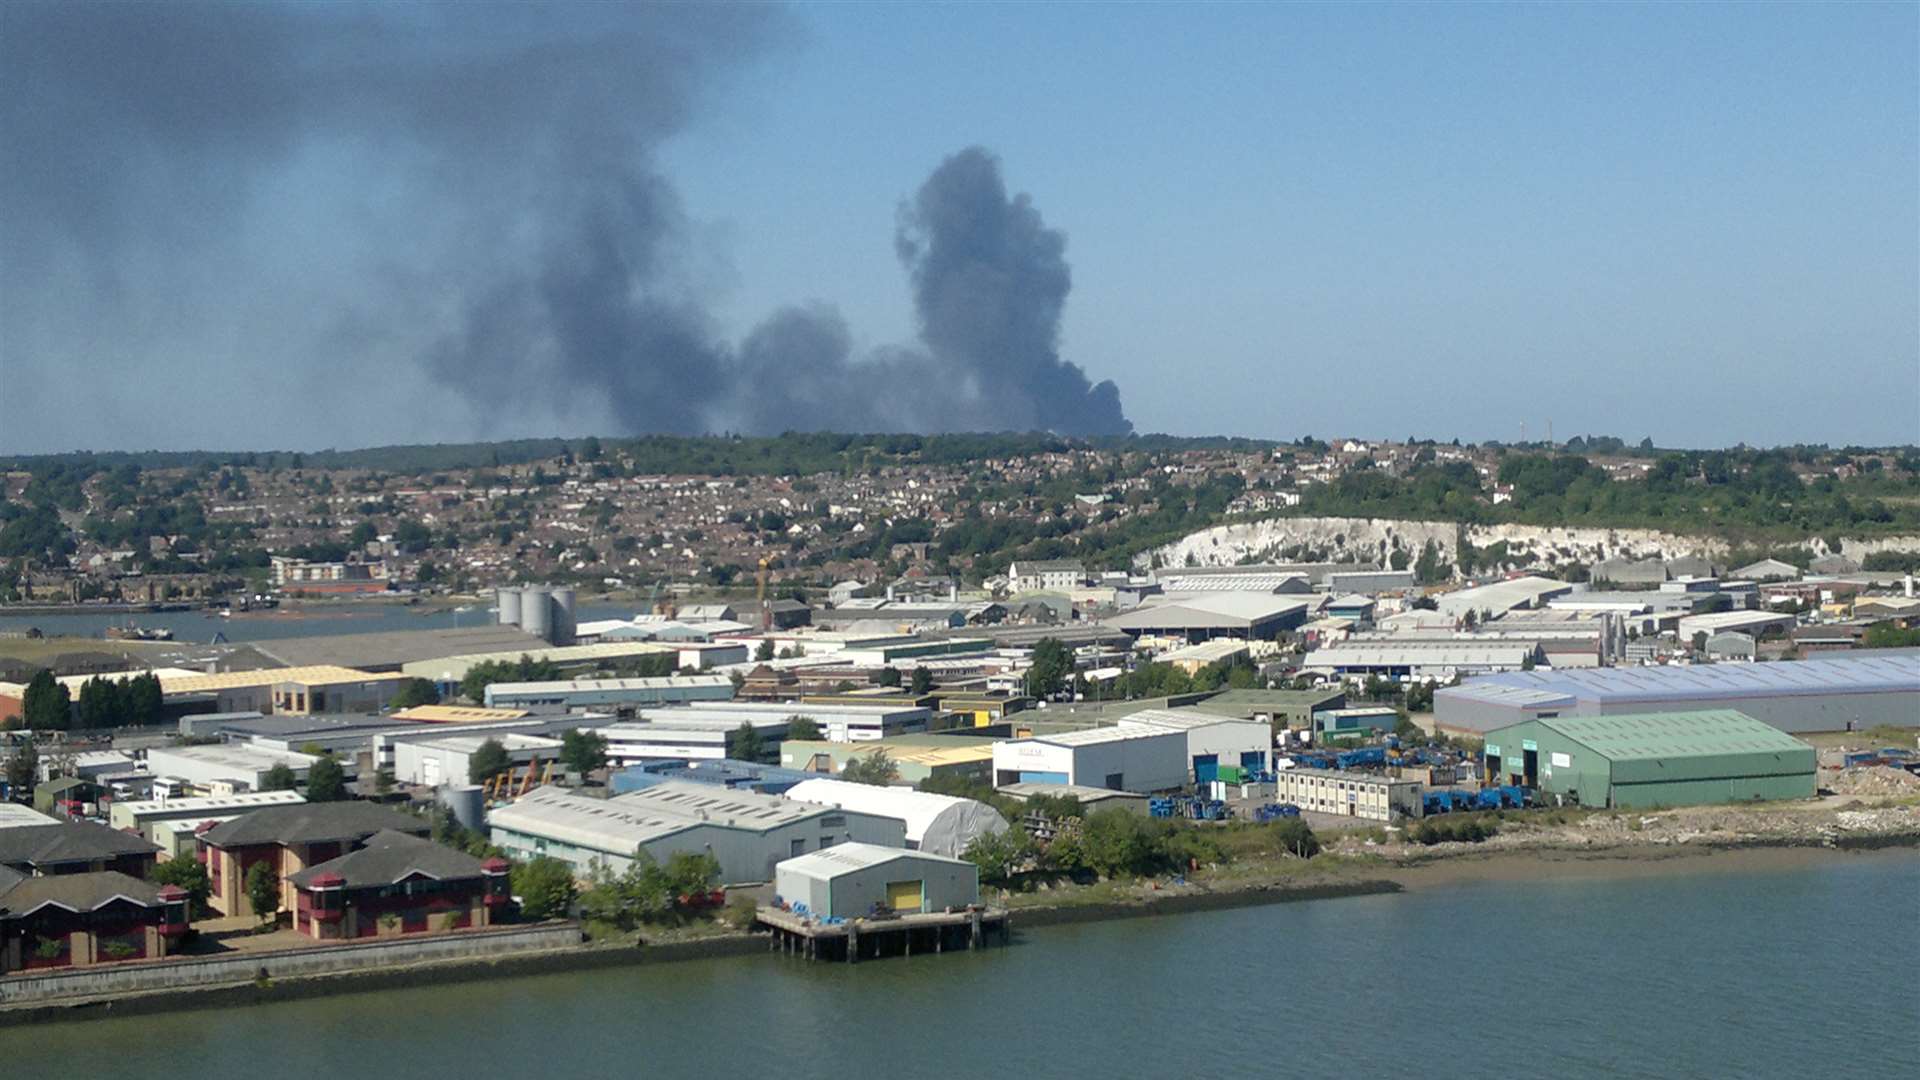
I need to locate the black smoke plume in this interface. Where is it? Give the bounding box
[0,3,1129,450]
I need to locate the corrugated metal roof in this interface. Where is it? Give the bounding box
[1020,725,1182,748]
[776,840,968,878]
[1443,655,1919,705]
[1512,709,1812,761]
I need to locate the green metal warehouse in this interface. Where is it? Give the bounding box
[1483,709,1816,809]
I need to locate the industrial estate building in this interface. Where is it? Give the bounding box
[774,842,979,920]
[991,726,1187,792]
[778,738,996,786]
[1271,768,1421,822]
[783,778,1008,858]
[1482,710,1817,808]
[487,782,907,883]
[143,744,325,793]
[1116,709,1271,781]
[1433,654,1920,734]
[482,675,734,711]
[1104,594,1310,643]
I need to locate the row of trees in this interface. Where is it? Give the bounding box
[961,805,1321,886]
[8,671,165,731]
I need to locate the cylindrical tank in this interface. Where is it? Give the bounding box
[520,586,552,643]
[550,586,576,646]
[496,586,523,627]
[438,784,485,831]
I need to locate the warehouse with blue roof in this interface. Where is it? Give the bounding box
[1433,654,1919,735]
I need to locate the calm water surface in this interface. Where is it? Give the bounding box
[0,602,636,646]
[16,852,1918,1079]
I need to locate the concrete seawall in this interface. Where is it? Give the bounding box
[0,922,585,1014]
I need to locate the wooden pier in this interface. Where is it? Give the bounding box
[756,906,1010,963]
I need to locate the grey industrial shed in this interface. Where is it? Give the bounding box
[1433,655,1920,734]
[774,843,979,920]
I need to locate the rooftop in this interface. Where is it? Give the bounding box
[1439,654,1919,706]
[1107,593,1309,630]
[251,625,548,670]
[198,801,428,848]
[777,840,969,878]
[0,870,165,915]
[0,820,161,868]
[389,704,532,723]
[287,830,486,890]
[1497,710,1813,761]
[114,790,307,818]
[1018,725,1183,748]
[1119,708,1264,732]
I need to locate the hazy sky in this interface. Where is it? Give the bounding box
[3,1,1915,453]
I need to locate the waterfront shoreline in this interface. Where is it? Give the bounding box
[6,835,1912,1027]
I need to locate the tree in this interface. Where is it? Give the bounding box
[785,715,822,741]
[259,763,297,792]
[754,639,776,662]
[4,739,37,799]
[560,729,609,776]
[1023,637,1073,699]
[389,678,440,710]
[962,827,1035,884]
[125,672,164,726]
[1862,622,1920,649]
[22,670,71,731]
[727,722,768,763]
[839,750,900,786]
[77,676,125,729]
[245,859,281,924]
[151,856,213,917]
[877,666,902,688]
[909,667,933,695]
[512,856,577,920]
[468,738,512,785]
[305,753,348,801]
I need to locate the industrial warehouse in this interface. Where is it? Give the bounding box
[1433,654,1920,734]
[1483,711,1818,809]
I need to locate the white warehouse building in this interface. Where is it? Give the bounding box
[775,843,980,920]
[391,733,563,787]
[783,778,1009,858]
[488,781,906,884]
[599,716,790,765]
[1118,709,1273,782]
[991,726,1187,793]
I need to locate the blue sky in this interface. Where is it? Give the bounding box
[2,1,1914,452]
[664,1,1918,447]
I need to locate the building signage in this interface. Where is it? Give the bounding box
[1521,740,1537,752]
[1485,744,1500,757]
[1551,752,1572,769]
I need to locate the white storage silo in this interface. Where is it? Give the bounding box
[550,586,576,645]
[521,586,552,642]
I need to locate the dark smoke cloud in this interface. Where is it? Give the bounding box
[0,3,1129,451]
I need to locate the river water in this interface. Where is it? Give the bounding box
[15,852,1917,1079]
[0,601,638,647]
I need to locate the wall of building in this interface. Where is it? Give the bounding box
[789,857,979,919]
[1273,769,1419,821]
[491,813,906,885]
[0,922,580,1006]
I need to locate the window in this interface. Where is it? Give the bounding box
[790,839,806,857]
[820,835,838,849]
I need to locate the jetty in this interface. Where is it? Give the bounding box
[756,905,1010,963]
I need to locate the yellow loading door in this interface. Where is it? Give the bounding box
[886,879,924,913]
